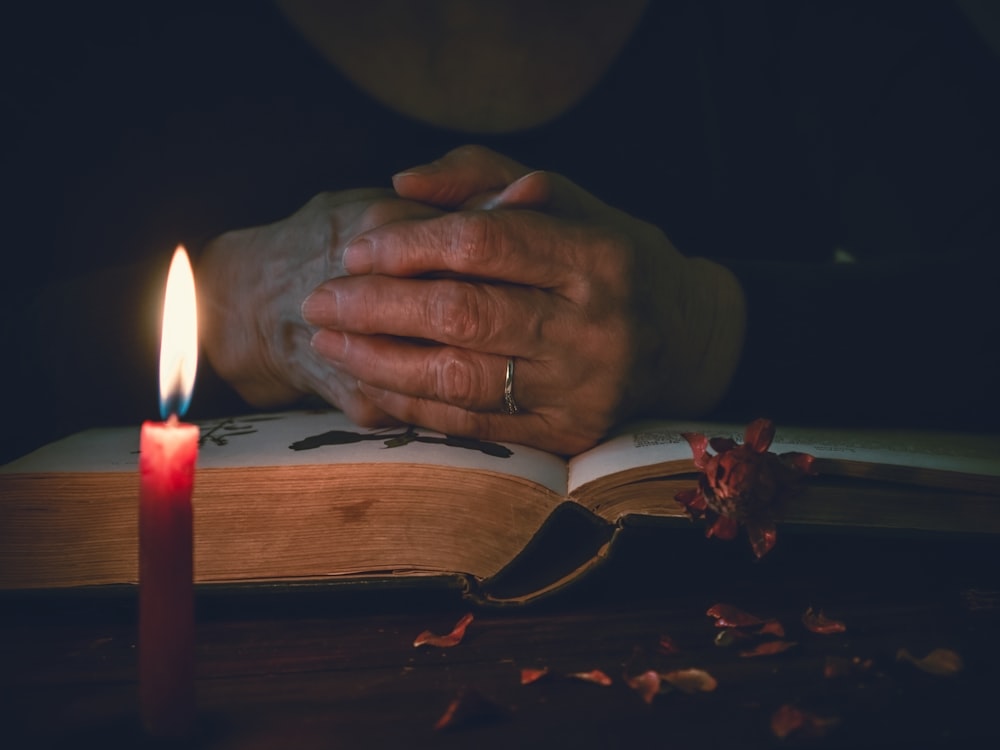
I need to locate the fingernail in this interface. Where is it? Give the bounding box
[301,288,335,323]
[343,238,373,275]
[392,162,438,180]
[310,329,347,363]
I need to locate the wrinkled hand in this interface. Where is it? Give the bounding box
[197,189,442,425]
[301,146,746,455]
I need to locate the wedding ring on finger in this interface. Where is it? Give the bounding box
[502,357,519,415]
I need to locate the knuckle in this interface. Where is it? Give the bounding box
[427,282,489,346]
[451,211,503,270]
[574,228,635,305]
[433,353,483,407]
[446,144,492,162]
[356,200,407,232]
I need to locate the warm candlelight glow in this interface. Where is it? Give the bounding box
[159,246,198,419]
[140,244,200,737]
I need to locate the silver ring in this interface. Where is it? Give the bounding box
[503,357,519,415]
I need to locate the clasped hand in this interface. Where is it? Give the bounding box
[201,146,745,455]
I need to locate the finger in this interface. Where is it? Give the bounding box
[310,330,532,414]
[351,385,592,456]
[302,275,567,359]
[462,170,553,210]
[341,209,585,284]
[287,330,399,426]
[392,145,533,208]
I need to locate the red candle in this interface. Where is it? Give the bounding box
[139,246,199,737]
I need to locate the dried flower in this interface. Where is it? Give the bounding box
[675,418,815,558]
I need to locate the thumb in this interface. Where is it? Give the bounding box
[392,145,532,208]
[464,170,553,210]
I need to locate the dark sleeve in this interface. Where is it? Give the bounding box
[715,253,1000,431]
[712,1,1000,432]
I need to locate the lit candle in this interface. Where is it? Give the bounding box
[139,245,199,737]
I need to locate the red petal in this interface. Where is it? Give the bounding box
[802,607,847,635]
[757,619,786,638]
[625,670,661,704]
[740,640,798,658]
[706,603,764,628]
[744,418,775,453]
[746,521,777,559]
[707,515,739,540]
[661,668,718,694]
[520,667,550,685]
[681,432,710,469]
[414,612,474,648]
[569,669,613,686]
[771,704,839,740]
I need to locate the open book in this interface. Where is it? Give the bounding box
[2,410,998,604]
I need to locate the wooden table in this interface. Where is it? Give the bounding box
[3,525,998,749]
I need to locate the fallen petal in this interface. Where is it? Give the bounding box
[625,670,661,704]
[740,640,798,658]
[520,667,550,685]
[661,668,718,694]
[706,603,764,628]
[433,686,507,731]
[896,647,964,676]
[414,612,474,648]
[757,619,786,638]
[802,607,847,635]
[568,669,613,687]
[771,704,839,740]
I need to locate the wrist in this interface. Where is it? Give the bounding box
[651,257,746,418]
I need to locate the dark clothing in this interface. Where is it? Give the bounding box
[3,1,999,462]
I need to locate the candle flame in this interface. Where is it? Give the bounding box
[159,246,198,419]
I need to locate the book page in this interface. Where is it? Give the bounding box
[768,425,1000,477]
[1,410,570,495]
[567,419,733,495]
[568,420,1000,496]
